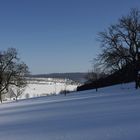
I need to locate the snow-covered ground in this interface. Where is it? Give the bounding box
[0,82,140,140]
[23,82,77,98]
[7,78,79,99]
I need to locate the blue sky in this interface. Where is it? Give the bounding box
[0,0,140,74]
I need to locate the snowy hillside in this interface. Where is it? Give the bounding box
[0,82,140,140]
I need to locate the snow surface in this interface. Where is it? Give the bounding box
[8,78,78,99]
[0,82,140,140]
[23,82,77,98]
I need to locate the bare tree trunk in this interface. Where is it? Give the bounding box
[135,72,139,89]
[0,93,2,103]
[134,60,139,89]
[16,96,18,101]
[135,76,138,89]
[96,88,98,92]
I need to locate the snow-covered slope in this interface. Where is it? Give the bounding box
[0,82,140,140]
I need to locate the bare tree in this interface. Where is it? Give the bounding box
[86,62,106,82]
[12,87,25,101]
[86,63,104,91]
[97,8,140,88]
[0,48,29,102]
[6,88,15,100]
[86,70,97,83]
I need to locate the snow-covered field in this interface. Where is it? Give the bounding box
[10,78,78,99]
[0,82,140,140]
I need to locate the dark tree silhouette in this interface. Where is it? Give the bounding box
[97,8,140,89]
[0,48,29,102]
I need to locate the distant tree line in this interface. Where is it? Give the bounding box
[29,73,87,83]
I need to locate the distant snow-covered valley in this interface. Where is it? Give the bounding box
[19,78,78,99]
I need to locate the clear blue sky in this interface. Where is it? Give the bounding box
[0,0,140,74]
